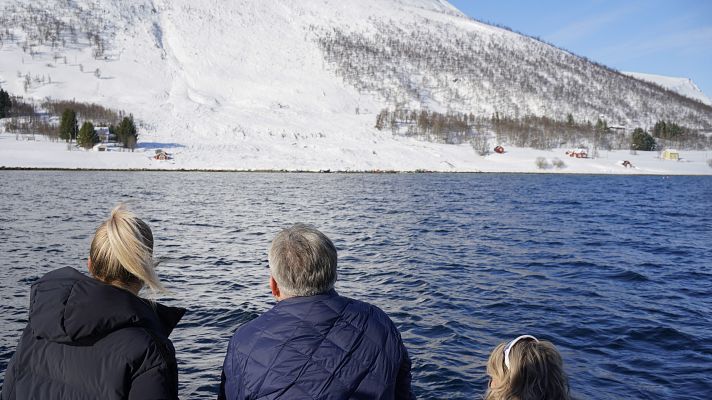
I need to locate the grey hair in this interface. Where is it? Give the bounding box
[268,223,337,297]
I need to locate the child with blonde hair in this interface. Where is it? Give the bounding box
[485,335,571,400]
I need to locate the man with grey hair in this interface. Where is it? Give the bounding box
[219,224,414,399]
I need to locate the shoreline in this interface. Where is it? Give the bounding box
[2,166,711,176]
[2,134,711,176]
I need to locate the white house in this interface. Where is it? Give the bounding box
[94,126,113,143]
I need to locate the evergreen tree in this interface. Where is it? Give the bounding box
[108,124,118,141]
[595,118,608,133]
[0,87,11,118]
[653,120,685,139]
[566,113,574,126]
[77,121,98,149]
[669,123,684,138]
[653,120,667,138]
[631,128,656,151]
[374,109,387,130]
[117,115,138,149]
[59,109,78,142]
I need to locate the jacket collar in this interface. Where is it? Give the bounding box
[277,289,339,306]
[153,302,186,336]
[29,267,185,343]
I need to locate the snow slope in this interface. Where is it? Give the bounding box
[624,72,712,106]
[0,0,711,172]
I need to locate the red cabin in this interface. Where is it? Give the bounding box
[566,149,588,158]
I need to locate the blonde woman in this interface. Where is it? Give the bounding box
[485,335,572,400]
[1,205,184,400]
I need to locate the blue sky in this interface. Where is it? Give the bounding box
[448,0,712,98]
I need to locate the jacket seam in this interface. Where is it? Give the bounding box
[142,328,178,398]
[134,362,163,376]
[59,280,80,339]
[6,360,16,399]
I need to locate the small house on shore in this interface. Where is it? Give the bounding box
[154,149,171,160]
[662,149,680,161]
[566,149,588,158]
[94,126,114,143]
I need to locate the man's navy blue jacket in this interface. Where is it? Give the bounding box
[1,267,184,400]
[219,290,415,399]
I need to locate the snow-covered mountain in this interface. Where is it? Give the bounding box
[623,72,712,107]
[1,0,711,170]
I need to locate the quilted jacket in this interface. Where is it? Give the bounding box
[1,267,185,400]
[219,290,415,400]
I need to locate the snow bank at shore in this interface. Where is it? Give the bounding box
[2,134,711,174]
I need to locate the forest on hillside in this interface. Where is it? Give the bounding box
[374,108,712,153]
[313,20,712,131]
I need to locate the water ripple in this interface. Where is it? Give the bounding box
[0,172,711,399]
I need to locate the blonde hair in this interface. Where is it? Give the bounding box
[485,339,571,400]
[89,204,164,293]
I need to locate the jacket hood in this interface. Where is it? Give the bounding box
[29,267,185,343]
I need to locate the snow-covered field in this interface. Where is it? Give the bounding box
[3,133,711,174]
[1,0,711,173]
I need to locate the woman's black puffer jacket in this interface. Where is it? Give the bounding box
[1,267,185,400]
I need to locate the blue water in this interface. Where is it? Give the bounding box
[0,172,711,399]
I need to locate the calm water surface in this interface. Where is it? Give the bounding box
[0,172,711,399]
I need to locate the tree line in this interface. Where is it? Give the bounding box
[1,85,138,150]
[59,109,138,149]
[627,120,711,152]
[0,87,11,118]
[374,108,712,152]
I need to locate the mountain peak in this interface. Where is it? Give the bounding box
[623,71,712,106]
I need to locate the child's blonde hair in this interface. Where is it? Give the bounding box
[485,337,571,400]
[89,204,164,293]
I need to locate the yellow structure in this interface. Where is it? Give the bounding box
[662,149,680,161]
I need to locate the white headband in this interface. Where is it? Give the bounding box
[503,335,539,369]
